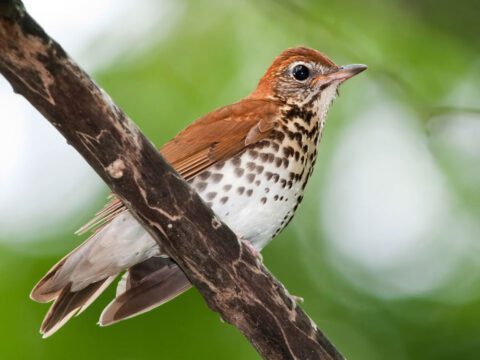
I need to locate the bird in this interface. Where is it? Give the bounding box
[30,46,366,337]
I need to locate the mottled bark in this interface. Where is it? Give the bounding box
[0,1,344,359]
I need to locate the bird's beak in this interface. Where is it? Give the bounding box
[326,64,367,82]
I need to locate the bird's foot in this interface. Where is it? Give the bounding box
[241,239,263,262]
[291,295,304,304]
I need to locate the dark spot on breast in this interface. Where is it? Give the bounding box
[295,133,302,143]
[246,173,255,183]
[206,192,217,200]
[248,149,259,159]
[274,195,279,201]
[294,151,300,161]
[246,189,253,196]
[273,130,285,141]
[237,186,245,195]
[283,106,299,120]
[198,171,211,180]
[232,156,242,167]
[305,111,314,125]
[214,161,225,170]
[223,184,232,191]
[283,146,294,157]
[280,179,287,188]
[261,197,267,204]
[246,162,256,171]
[265,171,273,180]
[220,196,229,204]
[272,174,279,183]
[256,140,270,150]
[234,168,245,177]
[301,180,308,191]
[196,182,208,192]
[255,180,260,186]
[265,187,270,193]
[256,165,264,174]
[285,215,294,227]
[211,173,223,183]
[275,157,283,167]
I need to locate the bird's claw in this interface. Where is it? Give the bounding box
[291,295,304,304]
[241,239,263,262]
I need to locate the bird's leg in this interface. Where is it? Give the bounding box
[240,238,263,262]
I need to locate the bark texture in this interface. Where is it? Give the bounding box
[0,1,344,359]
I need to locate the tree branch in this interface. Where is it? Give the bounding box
[0,1,344,359]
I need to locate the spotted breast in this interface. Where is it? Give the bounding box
[189,98,327,250]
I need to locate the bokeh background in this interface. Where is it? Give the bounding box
[1,0,480,358]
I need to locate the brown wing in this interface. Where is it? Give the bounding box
[77,99,280,235]
[160,98,279,178]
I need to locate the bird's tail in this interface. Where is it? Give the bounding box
[31,213,191,337]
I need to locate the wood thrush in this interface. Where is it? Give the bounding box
[30,46,366,337]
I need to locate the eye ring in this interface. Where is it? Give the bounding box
[292,64,310,81]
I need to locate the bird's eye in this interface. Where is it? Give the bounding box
[292,64,310,81]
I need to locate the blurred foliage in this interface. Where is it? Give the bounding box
[1,0,480,359]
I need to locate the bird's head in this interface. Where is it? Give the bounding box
[250,46,366,110]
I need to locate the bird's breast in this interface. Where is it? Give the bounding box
[188,107,323,250]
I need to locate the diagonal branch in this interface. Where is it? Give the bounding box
[0,1,344,359]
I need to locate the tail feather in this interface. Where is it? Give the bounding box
[100,257,191,326]
[30,257,70,303]
[40,277,115,338]
[31,211,187,336]
[32,255,191,336]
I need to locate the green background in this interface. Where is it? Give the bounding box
[1,0,480,358]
